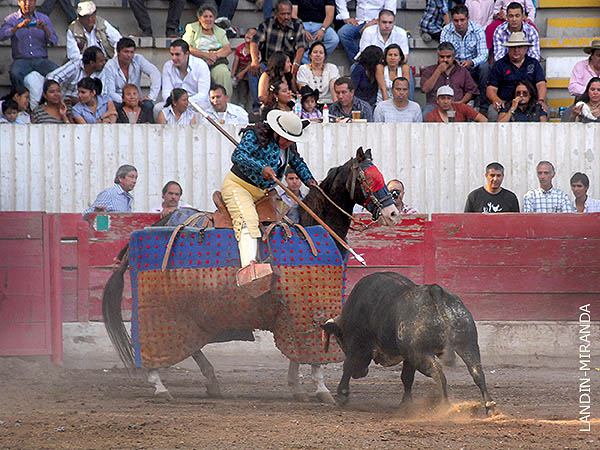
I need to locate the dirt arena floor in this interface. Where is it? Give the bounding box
[1,353,597,449]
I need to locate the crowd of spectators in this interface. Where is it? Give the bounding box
[1,0,599,125]
[83,160,600,219]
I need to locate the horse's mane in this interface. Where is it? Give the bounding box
[300,158,360,251]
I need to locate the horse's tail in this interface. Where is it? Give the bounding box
[102,247,136,370]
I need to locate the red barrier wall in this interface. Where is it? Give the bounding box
[7,212,597,325]
[347,213,600,320]
[0,213,62,363]
[56,213,159,322]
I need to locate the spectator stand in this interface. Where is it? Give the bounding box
[0,0,599,111]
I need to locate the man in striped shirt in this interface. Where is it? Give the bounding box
[523,161,574,213]
[83,165,138,218]
[46,45,106,105]
[492,1,539,62]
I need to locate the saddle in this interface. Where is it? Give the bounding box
[161,190,296,297]
[166,189,288,229]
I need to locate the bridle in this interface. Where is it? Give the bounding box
[348,158,394,221]
[311,156,394,230]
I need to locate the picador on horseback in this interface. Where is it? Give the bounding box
[102,103,402,400]
[221,110,317,294]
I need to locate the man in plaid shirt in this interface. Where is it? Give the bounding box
[46,45,106,106]
[249,0,307,78]
[441,4,490,113]
[82,165,138,218]
[523,161,575,213]
[420,0,450,42]
[493,1,539,62]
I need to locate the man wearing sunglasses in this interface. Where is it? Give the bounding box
[387,179,416,214]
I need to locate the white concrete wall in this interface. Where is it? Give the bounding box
[63,322,599,369]
[1,123,599,214]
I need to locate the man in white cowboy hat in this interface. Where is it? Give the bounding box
[220,110,317,291]
[569,39,600,100]
[486,31,546,121]
[66,1,121,63]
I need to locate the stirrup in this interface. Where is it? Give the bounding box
[236,260,273,297]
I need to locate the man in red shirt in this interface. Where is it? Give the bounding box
[425,85,487,122]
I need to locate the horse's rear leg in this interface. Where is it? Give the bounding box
[287,360,310,402]
[192,350,222,397]
[148,369,173,400]
[311,365,335,404]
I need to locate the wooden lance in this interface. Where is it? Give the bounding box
[189,100,367,266]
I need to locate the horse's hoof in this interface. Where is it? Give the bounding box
[155,390,174,401]
[293,392,310,402]
[316,391,336,404]
[485,401,498,416]
[206,384,222,398]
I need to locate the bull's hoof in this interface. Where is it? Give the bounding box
[316,391,336,404]
[155,390,174,401]
[206,383,222,398]
[485,401,498,416]
[335,394,349,406]
[293,392,311,402]
[335,389,349,406]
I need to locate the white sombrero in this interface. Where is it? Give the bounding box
[266,110,309,143]
[502,31,532,47]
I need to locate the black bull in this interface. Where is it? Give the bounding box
[321,272,497,415]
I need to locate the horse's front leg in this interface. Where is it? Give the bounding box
[147,369,173,400]
[288,360,310,402]
[311,364,336,404]
[192,350,222,397]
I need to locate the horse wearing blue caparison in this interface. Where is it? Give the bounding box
[102,147,401,401]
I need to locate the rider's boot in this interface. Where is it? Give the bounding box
[236,226,273,297]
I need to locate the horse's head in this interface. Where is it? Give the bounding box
[347,147,400,225]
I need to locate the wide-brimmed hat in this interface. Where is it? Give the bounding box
[300,85,319,102]
[437,85,454,97]
[266,110,309,143]
[502,31,532,47]
[77,1,96,16]
[584,39,600,54]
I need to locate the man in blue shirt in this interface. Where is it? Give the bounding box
[83,165,138,218]
[0,0,59,88]
[441,4,490,114]
[486,31,546,121]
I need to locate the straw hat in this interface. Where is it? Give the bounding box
[77,1,96,16]
[584,39,600,54]
[502,31,532,47]
[266,110,309,143]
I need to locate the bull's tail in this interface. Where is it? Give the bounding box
[102,247,136,370]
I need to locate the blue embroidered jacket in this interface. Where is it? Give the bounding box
[231,129,314,190]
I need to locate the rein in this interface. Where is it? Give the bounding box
[311,184,375,232]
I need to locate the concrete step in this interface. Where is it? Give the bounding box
[547,78,569,88]
[546,17,600,38]
[546,56,587,79]
[538,0,600,7]
[548,98,575,108]
[541,36,600,49]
